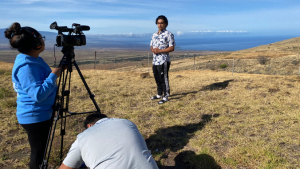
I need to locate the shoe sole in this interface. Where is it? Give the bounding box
[158,100,168,104]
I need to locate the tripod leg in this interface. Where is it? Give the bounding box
[59,61,73,163]
[40,107,62,169]
[60,115,66,163]
[40,60,65,169]
[73,60,101,113]
[40,59,71,168]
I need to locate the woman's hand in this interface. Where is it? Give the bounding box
[51,67,62,77]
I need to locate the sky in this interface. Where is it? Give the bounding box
[0,0,300,36]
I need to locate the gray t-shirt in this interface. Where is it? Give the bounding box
[63,118,158,169]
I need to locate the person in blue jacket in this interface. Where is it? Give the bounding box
[4,22,61,169]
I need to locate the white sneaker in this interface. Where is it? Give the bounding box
[151,95,161,100]
[158,97,169,104]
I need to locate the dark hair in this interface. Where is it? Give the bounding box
[155,15,168,27]
[4,22,37,54]
[83,113,108,129]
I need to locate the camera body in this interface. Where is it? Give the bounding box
[50,22,90,47]
[56,34,86,47]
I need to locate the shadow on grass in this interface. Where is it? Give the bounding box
[171,79,234,100]
[146,114,220,168]
[162,151,221,169]
[146,114,219,152]
[201,80,234,91]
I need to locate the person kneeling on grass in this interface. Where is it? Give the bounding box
[59,113,159,169]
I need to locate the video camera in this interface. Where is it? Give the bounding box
[50,22,90,47]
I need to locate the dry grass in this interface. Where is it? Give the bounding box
[157,37,300,76]
[1,57,300,168]
[170,54,300,76]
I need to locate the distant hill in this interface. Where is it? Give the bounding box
[0,29,57,50]
[0,28,150,50]
[0,29,9,47]
[166,36,300,75]
[220,36,300,59]
[1,28,297,51]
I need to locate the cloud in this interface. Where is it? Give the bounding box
[176,31,183,35]
[87,32,153,38]
[50,18,154,34]
[88,30,249,37]
[1,0,300,35]
[169,5,300,33]
[10,0,76,4]
[176,30,248,36]
[216,30,247,33]
[90,0,119,2]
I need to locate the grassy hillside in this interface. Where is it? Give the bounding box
[167,37,300,75]
[222,36,300,59]
[1,57,300,168]
[0,49,222,71]
[1,36,300,168]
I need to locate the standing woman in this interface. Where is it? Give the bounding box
[150,15,175,104]
[4,22,61,169]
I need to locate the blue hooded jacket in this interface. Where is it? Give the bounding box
[12,53,58,124]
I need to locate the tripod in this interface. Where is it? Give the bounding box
[40,46,101,169]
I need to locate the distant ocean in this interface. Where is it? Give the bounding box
[177,36,296,51]
[86,34,298,51]
[174,35,298,51]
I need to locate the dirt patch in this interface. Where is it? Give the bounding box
[268,88,280,93]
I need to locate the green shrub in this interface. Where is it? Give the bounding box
[0,98,17,108]
[0,70,12,76]
[0,88,13,99]
[219,64,228,69]
[2,154,9,161]
[4,70,12,75]
[0,70,5,75]
[257,56,269,65]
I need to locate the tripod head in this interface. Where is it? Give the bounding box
[61,46,75,58]
[58,46,75,69]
